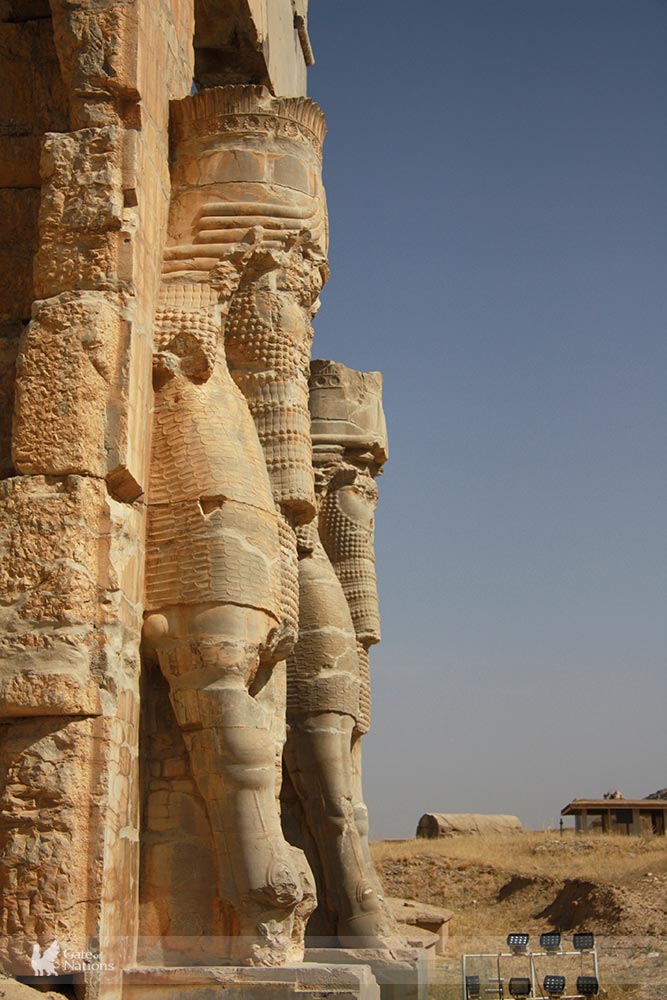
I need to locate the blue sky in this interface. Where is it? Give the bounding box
[305,1,667,836]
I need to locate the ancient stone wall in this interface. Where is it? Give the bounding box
[0,5,418,999]
[0,2,195,993]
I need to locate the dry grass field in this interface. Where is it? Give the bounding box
[372,830,667,1000]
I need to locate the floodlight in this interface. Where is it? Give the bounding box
[572,932,595,952]
[508,977,532,999]
[576,976,599,997]
[539,932,561,954]
[506,932,530,954]
[465,975,481,1000]
[543,975,566,998]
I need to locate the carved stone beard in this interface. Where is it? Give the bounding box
[317,464,381,649]
[225,253,323,526]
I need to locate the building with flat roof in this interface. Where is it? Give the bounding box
[561,798,667,836]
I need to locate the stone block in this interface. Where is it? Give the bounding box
[26,125,153,498]
[34,127,125,298]
[138,659,223,961]
[49,0,140,128]
[0,188,39,322]
[0,473,108,620]
[309,361,388,464]
[0,977,65,999]
[245,0,308,98]
[0,20,68,141]
[0,135,41,188]
[0,669,102,718]
[122,964,381,1000]
[387,898,452,958]
[0,324,20,478]
[0,1,51,20]
[0,694,139,983]
[272,152,309,192]
[12,292,127,479]
[305,948,429,1000]
[192,148,267,186]
[0,474,143,711]
[0,714,108,975]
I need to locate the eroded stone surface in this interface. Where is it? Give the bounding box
[305,948,428,1000]
[0,973,66,1000]
[0,2,191,990]
[282,361,402,950]
[49,0,140,128]
[122,962,381,1000]
[0,189,40,323]
[0,18,69,187]
[12,294,127,477]
[140,83,328,968]
[0,4,416,997]
[1,714,110,973]
[34,128,125,298]
[0,326,20,478]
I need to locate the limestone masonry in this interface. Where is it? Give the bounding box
[0,3,426,1000]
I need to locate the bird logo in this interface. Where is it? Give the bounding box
[29,940,60,976]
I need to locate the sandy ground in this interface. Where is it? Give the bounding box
[372,830,667,1000]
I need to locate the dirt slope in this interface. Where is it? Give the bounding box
[372,831,667,999]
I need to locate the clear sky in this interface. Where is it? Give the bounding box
[305,1,667,837]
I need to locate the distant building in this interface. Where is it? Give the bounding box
[561,797,667,836]
[416,813,523,838]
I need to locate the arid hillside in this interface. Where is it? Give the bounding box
[372,831,667,1000]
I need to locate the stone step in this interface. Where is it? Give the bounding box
[122,963,381,1000]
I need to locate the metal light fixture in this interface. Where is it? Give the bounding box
[539,931,561,954]
[576,976,599,997]
[508,977,532,999]
[573,932,595,952]
[507,932,530,955]
[543,975,566,998]
[465,975,481,1000]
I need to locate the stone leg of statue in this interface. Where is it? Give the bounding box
[143,604,313,966]
[350,734,373,869]
[285,711,397,947]
[285,528,402,947]
[349,733,392,909]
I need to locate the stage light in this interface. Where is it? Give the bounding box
[508,977,532,999]
[543,975,566,998]
[507,932,530,955]
[576,976,599,997]
[573,932,595,952]
[465,975,481,999]
[539,932,561,954]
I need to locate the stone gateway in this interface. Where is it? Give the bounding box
[0,3,426,999]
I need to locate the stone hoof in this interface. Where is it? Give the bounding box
[232,914,304,967]
[287,844,318,943]
[337,905,390,949]
[248,855,303,908]
[356,880,379,910]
